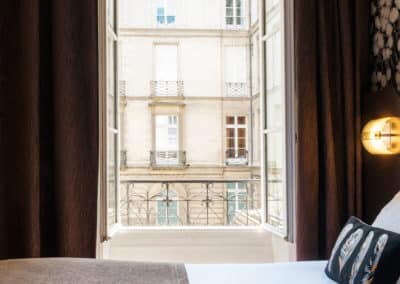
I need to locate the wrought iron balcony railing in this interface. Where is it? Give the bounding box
[150,150,187,167]
[150,80,184,97]
[225,82,247,97]
[119,179,262,226]
[225,149,249,166]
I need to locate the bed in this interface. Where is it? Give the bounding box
[0,258,333,284]
[185,261,334,284]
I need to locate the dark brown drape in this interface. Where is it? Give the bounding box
[295,0,370,260]
[0,1,98,259]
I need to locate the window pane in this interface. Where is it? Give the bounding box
[266,131,286,233]
[238,138,246,148]
[107,0,115,30]
[226,7,234,16]
[226,17,234,25]
[226,0,234,7]
[107,38,116,128]
[167,16,176,24]
[238,128,246,138]
[107,132,117,226]
[226,116,235,124]
[226,128,235,138]
[237,116,246,124]
[226,138,235,148]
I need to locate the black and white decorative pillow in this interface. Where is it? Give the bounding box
[325,216,400,283]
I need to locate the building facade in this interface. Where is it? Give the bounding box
[117,0,265,226]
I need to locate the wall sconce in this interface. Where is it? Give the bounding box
[361,117,400,155]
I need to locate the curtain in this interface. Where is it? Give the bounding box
[0,1,98,259]
[294,0,370,260]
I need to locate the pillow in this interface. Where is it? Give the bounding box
[373,191,400,234]
[325,216,400,284]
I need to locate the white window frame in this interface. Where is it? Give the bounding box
[99,0,121,244]
[259,0,296,242]
[225,0,245,28]
[226,116,247,161]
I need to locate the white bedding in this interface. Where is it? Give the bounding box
[185,261,335,284]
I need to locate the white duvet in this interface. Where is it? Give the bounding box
[185,261,335,284]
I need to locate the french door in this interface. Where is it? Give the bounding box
[100,0,120,240]
[260,0,295,241]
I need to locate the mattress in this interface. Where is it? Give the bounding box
[185,261,335,284]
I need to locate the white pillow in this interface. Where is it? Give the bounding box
[372,191,400,234]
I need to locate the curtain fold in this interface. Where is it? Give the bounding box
[0,1,98,259]
[295,0,370,260]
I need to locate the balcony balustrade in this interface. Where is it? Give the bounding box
[150,80,184,97]
[150,150,187,167]
[225,149,249,166]
[119,179,262,226]
[225,82,247,97]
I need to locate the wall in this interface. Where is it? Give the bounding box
[362,86,400,223]
[119,0,249,30]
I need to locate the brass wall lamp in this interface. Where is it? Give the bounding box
[361,117,400,155]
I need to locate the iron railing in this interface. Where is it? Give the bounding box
[150,150,187,167]
[150,80,184,97]
[225,82,247,97]
[225,149,249,166]
[119,179,262,226]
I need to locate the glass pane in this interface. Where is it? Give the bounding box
[226,7,234,17]
[226,0,234,7]
[266,132,286,233]
[226,17,234,25]
[237,116,246,124]
[238,128,246,138]
[226,116,235,124]
[226,128,235,138]
[107,132,117,226]
[238,138,246,148]
[107,0,115,30]
[167,16,176,24]
[107,38,116,128]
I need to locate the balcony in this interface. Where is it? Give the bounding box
[150,150,187,167]
[119,179,262,226]
[225,149,249,166]
[225,82,247,97]
[150,80,184,97]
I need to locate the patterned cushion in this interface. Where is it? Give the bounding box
[325,217,400,284]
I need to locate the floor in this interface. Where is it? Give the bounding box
[103,229,296,264]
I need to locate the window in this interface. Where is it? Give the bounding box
[226,0,244,27]
[156,0,176,25]
[225,46,247,96]
[154,115,179,165]
[260,0,295,239]
[105,0,119,232]
[226,116,247,165]
[227,182,247,223]
[153,44,179,96]
[157,189,179,225]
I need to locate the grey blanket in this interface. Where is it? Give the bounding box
[0,258,189,284]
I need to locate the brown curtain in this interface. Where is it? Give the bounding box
[295,0,370,260]
[0,1,98,259]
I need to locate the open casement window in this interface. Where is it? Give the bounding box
[260,0,295,241]
[100,0,120,239]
